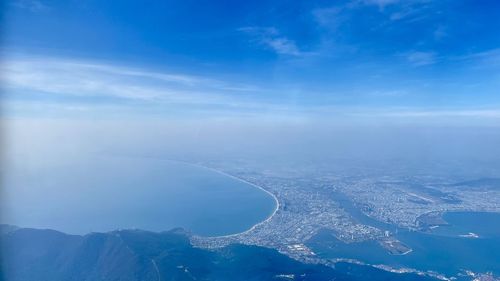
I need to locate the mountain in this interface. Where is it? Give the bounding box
[1,225,436,281]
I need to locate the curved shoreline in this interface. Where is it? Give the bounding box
[169,160,280,238]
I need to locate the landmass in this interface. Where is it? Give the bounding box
[0,225,440,281]
[187,160,500,280]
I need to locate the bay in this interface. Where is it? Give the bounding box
[1,157,276,236]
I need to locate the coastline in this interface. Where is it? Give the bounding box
[99,155,279,238]
[168,159,280,238]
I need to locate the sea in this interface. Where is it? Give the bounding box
[1,156,277,236]
[307,197,500,279]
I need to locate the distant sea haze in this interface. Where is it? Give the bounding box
[1,157,277,236]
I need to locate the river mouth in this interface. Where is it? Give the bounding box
[307,210,500,277]
[1,156,277,236]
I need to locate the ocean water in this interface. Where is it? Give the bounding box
[1,157,276,236]
[429,211,500,238]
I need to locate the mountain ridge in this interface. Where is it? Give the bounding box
[1,225,437,281]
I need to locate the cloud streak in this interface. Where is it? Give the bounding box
[405,51,437,66]
[2,55,499,124]
[238,27,306,56]
[10,0,50,12]
[1,56,260,104]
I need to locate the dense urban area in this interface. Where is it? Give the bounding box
[190,160,500,281]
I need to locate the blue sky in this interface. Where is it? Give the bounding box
[2,0,500,122]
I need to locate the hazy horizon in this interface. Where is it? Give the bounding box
[2,1,500,280]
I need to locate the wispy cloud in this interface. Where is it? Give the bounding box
[400,48,500,69]
[355,0,432,12]
[238,27,306,56]
[359,0,400,9]
[455,48,500,68]
[336,107,500,126]
[262,37,302,56]
[312,7,343,28]
[1,56,260,104]
[373,109,500,118]
[433,25,448,41]
[10,0,49,12]
[311,1,437,58]
[405,51,437,66]
[2,55,499,123]
[2,55,318,119]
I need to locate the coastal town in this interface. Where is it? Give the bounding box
[190,160,500,279]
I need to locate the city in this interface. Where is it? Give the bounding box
[191,160,500,280]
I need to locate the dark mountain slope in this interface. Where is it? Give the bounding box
[1,226,436,281]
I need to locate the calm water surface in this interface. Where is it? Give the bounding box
[1,157,276,236]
